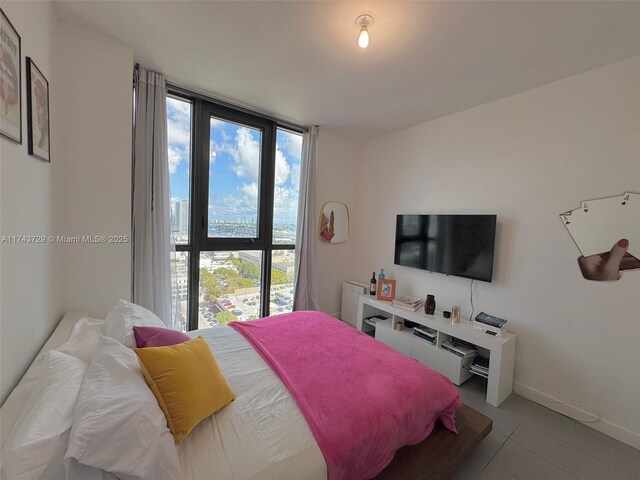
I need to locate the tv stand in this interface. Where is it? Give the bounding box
[356,296,515,407]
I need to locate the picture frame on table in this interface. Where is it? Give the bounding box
[26,57,50,162]
[377,279,397,302]
[0,8,22,144]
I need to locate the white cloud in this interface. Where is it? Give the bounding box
[214,127,261,180]
[210,117,225,130]
[167,98,190,124]
[232,128,260,178]
[168,146,182,174]
[279,131,303,159]
[274,147,290,186]
[209,142,217,163]
[273,185,299,223]
[240,182,258,203]
[167,98,191,174]
[206,127,302,223]
[290,163,301,189]
[210,182,258,219]
[212,128,298,186]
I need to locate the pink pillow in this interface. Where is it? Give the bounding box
[133,326,191,348]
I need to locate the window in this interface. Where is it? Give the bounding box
[167,96,192,330]
[167,91,302,330]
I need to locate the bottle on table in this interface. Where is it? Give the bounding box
[379,269,385,280]
[370,272,377,295]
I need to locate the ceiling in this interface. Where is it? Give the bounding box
[53,1,640,140]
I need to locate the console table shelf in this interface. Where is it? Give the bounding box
[356,296,516,407]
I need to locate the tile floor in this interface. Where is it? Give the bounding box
[452,376,640,480]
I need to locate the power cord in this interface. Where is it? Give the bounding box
[466,278,600,424]
[469,279,475,321]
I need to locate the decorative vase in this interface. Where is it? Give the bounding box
[425,295,436,315]
[451,306,461,324]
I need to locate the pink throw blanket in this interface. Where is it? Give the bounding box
[230,311,461,480]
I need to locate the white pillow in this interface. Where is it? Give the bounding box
[1,350,87,480]
[65,336,179,480]
[56,316,105,363]
[1,316,101,449]
[104,299,165,348]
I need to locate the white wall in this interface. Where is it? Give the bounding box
[352,55,640,447]
[0,2,134,405]
[52,17,133,318]
[316,129,361,316]
[0,0,63,404]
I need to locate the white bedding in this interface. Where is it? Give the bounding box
[1,311,85,447]
[2,313,326,480]
[180,327,326,480]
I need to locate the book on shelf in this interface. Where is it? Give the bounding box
[413,330,436,344]
[392,296,423,311]
[470,366,489,375]
[413,326,437,344]
[474,312,508,329]
[470,365,489,378]
[452,337,476,350]
[441,339,476,358]
[470,363,488,372]
[470,356,489,377]
[471,356,489,370]
[414,325,437,337]
[363,315,389,327]
[392,301,423,312]
[394,295,422,305]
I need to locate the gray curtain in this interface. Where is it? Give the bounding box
[293,126,320,311]
[132,67,176,327]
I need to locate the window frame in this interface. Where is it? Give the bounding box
[198,103,274,250]
[167,85,303,331]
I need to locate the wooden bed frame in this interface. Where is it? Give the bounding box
[374,404,492,480]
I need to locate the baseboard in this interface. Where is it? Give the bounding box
[513,382,640,450]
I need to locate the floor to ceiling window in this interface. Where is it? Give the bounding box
[167,92,302,331]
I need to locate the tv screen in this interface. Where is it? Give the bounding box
[394,215,497,282]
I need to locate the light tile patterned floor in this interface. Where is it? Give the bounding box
[452,376,640,480]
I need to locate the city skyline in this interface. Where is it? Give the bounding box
[169,197,299,229]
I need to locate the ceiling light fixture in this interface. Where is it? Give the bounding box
[355,14,374,49]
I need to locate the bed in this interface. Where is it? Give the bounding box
[1,307,491,480]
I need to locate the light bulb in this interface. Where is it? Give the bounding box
[358,26,369,48]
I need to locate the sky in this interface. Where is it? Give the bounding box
[167,97,302,225]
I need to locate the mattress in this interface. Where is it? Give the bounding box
[180,326,326,480]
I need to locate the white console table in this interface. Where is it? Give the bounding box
[356,296,516,407]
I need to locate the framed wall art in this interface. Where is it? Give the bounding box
[377,279,396,302]
[26,57,50,162]
[0,8,22,144]
[319,201,349,243]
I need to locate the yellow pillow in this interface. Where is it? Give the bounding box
[135,336,235,444]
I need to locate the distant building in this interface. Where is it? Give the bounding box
[171,198,189,235]
[239,250,294,276]
[170,253,189,301]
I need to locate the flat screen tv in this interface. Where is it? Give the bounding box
[394,214,497,282]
